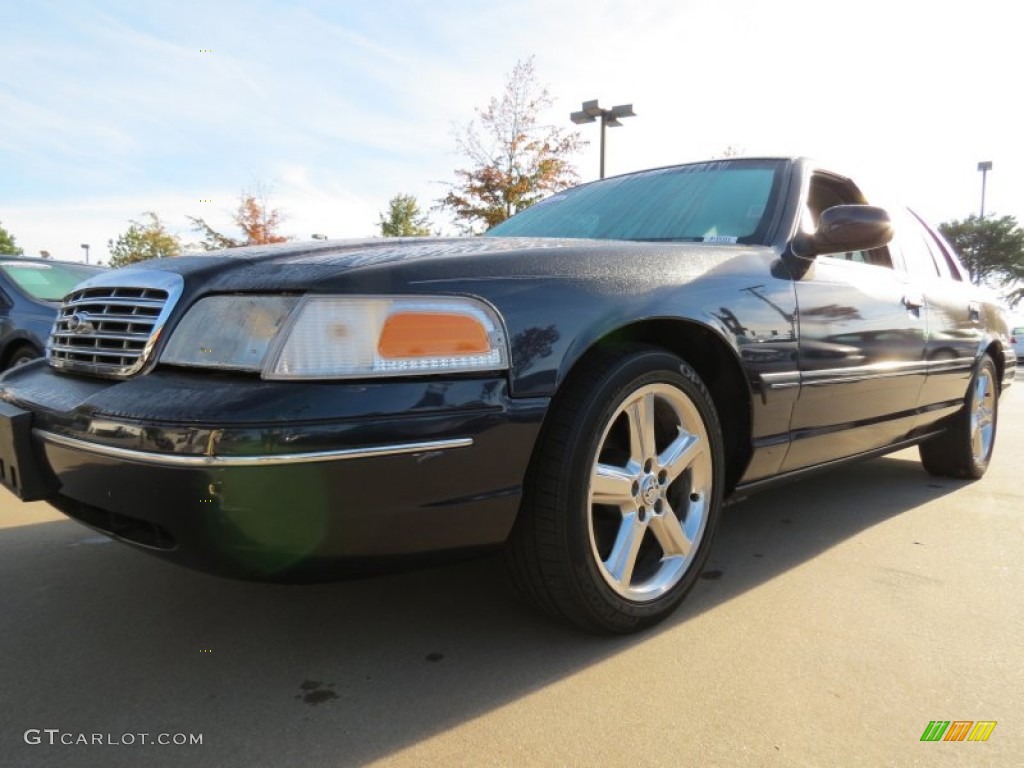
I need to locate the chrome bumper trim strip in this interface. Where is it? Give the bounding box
[35,430,473,468]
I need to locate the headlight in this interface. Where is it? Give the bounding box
[161,294,509,380]
[161,295,299,370]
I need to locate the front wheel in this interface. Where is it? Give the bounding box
[505,346,725,634]
[919,354,999,479]
[6,345,41,369]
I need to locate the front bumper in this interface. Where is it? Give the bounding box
[0,362,547,580]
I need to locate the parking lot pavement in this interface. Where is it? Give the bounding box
[1,388,1020,768]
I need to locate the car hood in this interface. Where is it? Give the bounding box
[105,236,773,295]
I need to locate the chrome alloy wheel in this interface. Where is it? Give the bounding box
[587,382,713,602]
[971,366,996,464]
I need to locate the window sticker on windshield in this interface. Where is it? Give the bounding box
[703,236,738,244]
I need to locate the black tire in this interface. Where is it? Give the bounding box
[919,354,998,479]
[5,344,42,369]
[504,345,725,634]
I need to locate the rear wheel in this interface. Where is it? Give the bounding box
[505,346,724,634]
[919,354,998,479]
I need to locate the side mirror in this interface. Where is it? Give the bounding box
[790,205,893,259]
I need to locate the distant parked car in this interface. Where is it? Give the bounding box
[0,258,104,369]
[1011,323,1024,359]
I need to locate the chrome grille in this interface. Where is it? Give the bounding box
[48,272,184,378]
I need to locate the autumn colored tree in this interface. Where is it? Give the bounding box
[0,221,22,255]
[379,193,432,237]
[235,191,289,245]
[189,186,290,250]
[440,57,584,233]
[939,214,1024,299]
[107,212,183,268]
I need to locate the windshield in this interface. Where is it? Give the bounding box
[486,159,786,244]
[0,261,103,302]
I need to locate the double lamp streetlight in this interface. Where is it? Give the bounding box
[570,99,635,180]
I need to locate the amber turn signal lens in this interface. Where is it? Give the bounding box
[378,312,491,358]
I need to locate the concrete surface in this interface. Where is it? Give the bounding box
[1,389,1020,767]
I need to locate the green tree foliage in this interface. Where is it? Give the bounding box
[189,186,290,250]
[939,214,1024,302]
[107,212,182,268]
[379,193,432,237]
[441,57,584,233]
[188,216,242,251]
[0,221,23,255]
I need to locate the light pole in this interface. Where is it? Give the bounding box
[977,161,992,219]
[80,243,90,264]
[570,99,636,179]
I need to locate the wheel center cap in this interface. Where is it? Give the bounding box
[640,475,660,506]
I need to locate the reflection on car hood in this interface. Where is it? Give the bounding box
[244,237,579,268]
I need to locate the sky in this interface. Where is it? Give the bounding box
[1,0,1021,264]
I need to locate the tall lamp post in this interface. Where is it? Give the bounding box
[570,99,636,179]
[977,161,992,219]
[80,243,90,264]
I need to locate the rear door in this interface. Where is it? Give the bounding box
[890,210,982,418]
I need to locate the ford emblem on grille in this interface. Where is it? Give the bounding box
[66,312,96,334]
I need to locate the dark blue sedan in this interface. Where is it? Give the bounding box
[0,159,1016,633]
[0,258,104,369]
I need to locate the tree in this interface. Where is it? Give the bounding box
[440,57,584,233]
[0,221,22,255]
[715,145,745,159]
[379,194,432,237]
[188,217,242,251]
[107,212,182,268]
[939,215,1024,300]
[189,186,290,250]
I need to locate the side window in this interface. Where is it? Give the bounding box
[808,173,893,269]
[923,234,954,280]
[929,235,966,281]
[824,248,892,268]
[894,211,942,279]
[911,212,967,282]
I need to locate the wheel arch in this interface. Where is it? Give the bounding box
[983,340,1007,392]
[0,337,42,369]
[551,318,753,493]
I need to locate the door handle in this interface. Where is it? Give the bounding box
[968,302,981,322]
